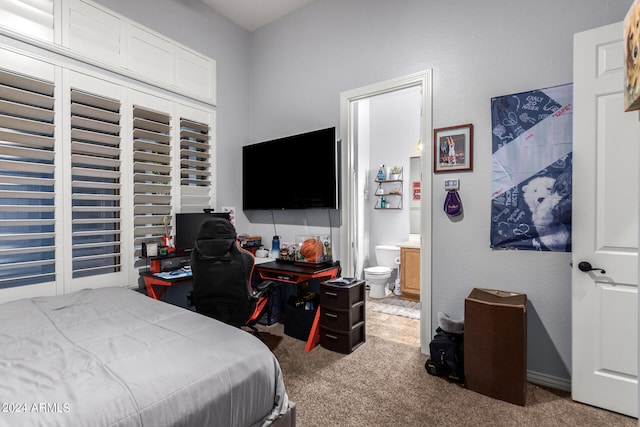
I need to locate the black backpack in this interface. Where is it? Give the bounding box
[425,327,464,383]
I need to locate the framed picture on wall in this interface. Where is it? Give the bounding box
[433,123,473,173]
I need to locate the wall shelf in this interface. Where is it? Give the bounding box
[374,168,403,209]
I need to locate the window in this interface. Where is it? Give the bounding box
[70,89,122,278]
[180,118,210,187]
[132,105,172,265]
[0,68,56,289]
[0,1,216,296]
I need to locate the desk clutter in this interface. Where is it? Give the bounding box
[263,235,333,265]
[152,267,192,280]
[147,253,190,273]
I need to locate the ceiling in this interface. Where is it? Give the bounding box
[200,0,315,32]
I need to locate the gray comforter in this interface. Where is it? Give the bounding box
[0,287,289,426]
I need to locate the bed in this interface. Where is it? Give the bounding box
[0,286,294,427]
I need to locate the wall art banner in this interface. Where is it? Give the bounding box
[490,83,572,251]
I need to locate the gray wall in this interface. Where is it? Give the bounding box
[93,0,631,382]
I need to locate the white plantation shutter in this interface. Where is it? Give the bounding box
[0,68,55,288]
[70,89,122,278]
[0,2,217,297]
[0,0,55,42]
[180,118,210,187]
[132,105,172,260]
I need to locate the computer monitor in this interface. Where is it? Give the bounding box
[174,212,230,253]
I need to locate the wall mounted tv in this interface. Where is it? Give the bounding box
[242,127,339,210]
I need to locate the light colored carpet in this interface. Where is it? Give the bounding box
[258,323,636,427]
[367,296,420,319]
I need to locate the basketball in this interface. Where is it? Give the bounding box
[300,238,324,262]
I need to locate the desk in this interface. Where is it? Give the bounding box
[140,270,192,300]
[255,261,341,352]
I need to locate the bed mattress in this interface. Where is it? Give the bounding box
[0,287,289,426]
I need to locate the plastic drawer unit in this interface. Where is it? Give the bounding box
[319,280,366,354]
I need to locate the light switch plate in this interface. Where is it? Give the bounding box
[444,179,459,190]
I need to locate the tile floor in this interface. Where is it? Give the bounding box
[365,294,421,347]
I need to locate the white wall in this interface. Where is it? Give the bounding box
[366,87,421,262]
[247,0,631,383]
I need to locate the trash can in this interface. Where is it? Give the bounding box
[283,293,318,341]
[284,303,317,341]
[464,288,527,406]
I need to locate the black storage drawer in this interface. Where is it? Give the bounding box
[320,323,366,354]
[320,281,365,310]
[319,280,366,354]
[321,302,364,331]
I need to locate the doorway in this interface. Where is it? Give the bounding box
[339,70,433,353]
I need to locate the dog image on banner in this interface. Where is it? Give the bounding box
[490,84,572,252]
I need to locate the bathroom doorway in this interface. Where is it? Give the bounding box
[339,70,433,354]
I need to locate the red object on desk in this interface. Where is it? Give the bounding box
[140,271,191,300]
[255,261,340,352]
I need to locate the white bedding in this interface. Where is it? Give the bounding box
[0,287,289,427]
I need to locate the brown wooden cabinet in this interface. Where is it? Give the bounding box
[400,246,420,301]
[319,280,366,354]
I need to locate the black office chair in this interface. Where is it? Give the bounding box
[188,217,273,335]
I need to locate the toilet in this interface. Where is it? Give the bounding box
[364,245,400,298]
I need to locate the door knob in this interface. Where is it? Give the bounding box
[577,261,605,274]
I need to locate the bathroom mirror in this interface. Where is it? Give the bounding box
[409,156,420,234]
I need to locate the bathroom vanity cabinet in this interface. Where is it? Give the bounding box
[319,280,366,354]
[400,246,420,301]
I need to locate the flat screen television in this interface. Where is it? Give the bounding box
[242,127,338,210]
[174,212,231,253]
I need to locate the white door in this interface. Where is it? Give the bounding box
[573,22,638,418]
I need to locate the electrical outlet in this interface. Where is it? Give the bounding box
[444,179,459,191]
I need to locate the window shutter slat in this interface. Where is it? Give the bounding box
[180,138,208,151]
[71,141,119,157]
[134,139,171,154]
[0,113,54,134]
[0,130,54,148]
[0,99,54,121]
[0,175,53,186]
[71,128,121,146]
[0,69,54,96]
[0,83,55,108]
[71,116,121,135]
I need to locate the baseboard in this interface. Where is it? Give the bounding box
[527,370,571,392]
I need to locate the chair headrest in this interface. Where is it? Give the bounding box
[193,218,237,257]
[195,239,235,258]
[197,217,237,240]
